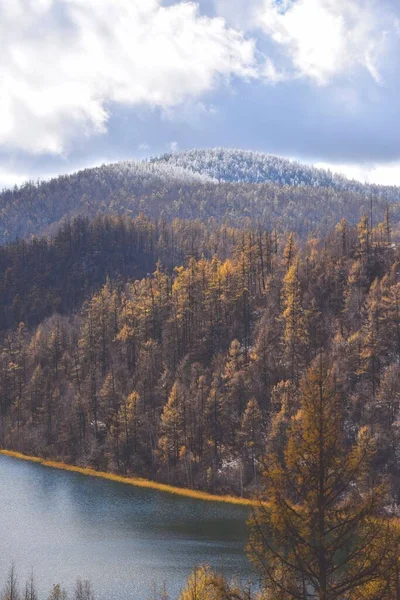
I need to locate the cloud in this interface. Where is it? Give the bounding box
[213,0,398,85]
[256,0,397,84]
[0,0,399,185]
[0,168,30,190]
[262,57,287,82]
[213,0,263,29]
[315,160,400,186]
[0,0,256,155]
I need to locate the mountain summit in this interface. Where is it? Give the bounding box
[1,149,398,244]
[154,148,398,195]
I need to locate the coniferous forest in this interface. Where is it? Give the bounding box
[1,150,399,245]
[1,208,400,496]
[2,0,400,593]
[2,153,400,599]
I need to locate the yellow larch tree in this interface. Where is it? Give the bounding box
[248,356,395,600]
[282,259,308,383]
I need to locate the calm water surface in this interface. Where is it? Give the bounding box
[0,456,253,599]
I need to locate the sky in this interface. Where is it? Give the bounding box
[0,0,399,188]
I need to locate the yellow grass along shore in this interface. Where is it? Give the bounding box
[0,449,256,507]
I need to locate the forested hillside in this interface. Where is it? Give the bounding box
[1,213,400,499]
[0,161,211,244]
[1,150,399,243]
[0,215,231,331]
[155,148,399,196]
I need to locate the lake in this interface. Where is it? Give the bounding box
[0,455,254,599]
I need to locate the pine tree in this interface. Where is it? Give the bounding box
[357,214,370,256]
[240,398,263,480]
[100,371,121,469]
[221,340,246,446]
[359,279,384,407]
[283,233,297,270]
[179,566,228,600]
[73,580,94,600]
[159,383,184,464]
[381,279,400,358]
[118,391,141,472]
[282,259,308,382]
[268,380,299,462]
[343,259,369,333]
[248,356,394,600]
[205,372,224,466]
[47,585,67,600]
[335,218,349,256]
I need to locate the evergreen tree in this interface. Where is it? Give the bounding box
[240,398,263,480]
[282,259,308,382]
[159,383,185,464]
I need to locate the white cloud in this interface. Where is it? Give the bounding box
[256,0,394,84]
[262,57,287,82]
[315,160,400,186]
[0,168,30,190]
[0,0,257,155]
[214,0,397,85]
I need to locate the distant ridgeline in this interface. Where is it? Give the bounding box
[0,148,399,243]
[154,148,396,193]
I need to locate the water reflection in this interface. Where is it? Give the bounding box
[0,456,253,600]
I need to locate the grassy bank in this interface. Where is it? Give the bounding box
[0,449,256,507]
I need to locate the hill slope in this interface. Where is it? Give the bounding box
[155,148,399,197]
[1,149,399,243]
[0,161,212,243]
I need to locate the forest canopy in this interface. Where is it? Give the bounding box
[1,211,399,500]
[1,150,399,244]
[2,152,400,598]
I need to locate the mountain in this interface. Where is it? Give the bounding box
[1,211,400,501]
[1,149,399,244]
[1,152,400,516]
[154,148,399,197]
[0,214,229,331]
[0,161,212,244]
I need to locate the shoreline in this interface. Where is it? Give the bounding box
[0,449,256,507]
